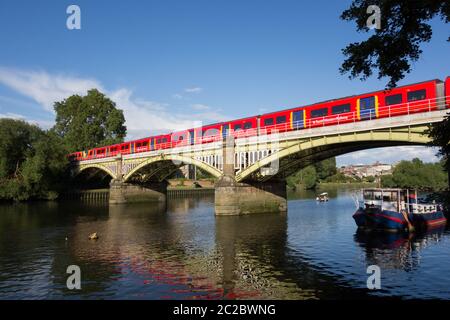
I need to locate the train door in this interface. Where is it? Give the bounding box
[292,110,304,129]
[131,143,135,153]
[222,124,229,139]
[189,130,195,145]
[359,96,377,120]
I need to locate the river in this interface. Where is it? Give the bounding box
[0,187,449,300]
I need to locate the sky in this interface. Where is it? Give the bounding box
[0,0,448,166]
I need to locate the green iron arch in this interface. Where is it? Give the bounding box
[123,154,222,182]
[236,128,431,182]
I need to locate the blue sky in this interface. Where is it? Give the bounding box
[0,0,448,165]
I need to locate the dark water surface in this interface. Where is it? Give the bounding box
[1,188,449,300]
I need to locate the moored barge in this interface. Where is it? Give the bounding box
[353,188,447,232]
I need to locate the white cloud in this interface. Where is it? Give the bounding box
[184,87,203,93]
[0,67,103,112]
[0,112,54,129]
[0,67,228,140]
[191,103,210,111]
[337,146,441,166]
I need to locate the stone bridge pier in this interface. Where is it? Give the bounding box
[109,179,167,204]
[214,136,287,216]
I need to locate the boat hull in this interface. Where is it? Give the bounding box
[353,207,446,232]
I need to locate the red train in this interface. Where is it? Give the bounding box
[69,77,450,162]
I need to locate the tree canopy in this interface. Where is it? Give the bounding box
[0,119,69,201]
[428,113,450,185]
[381,158,448,190]
[287,158,337,190]
[52,89,127,152]
[340,0,449,87]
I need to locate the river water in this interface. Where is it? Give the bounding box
[0,187,449,300]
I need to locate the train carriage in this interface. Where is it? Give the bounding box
[228,116,257,138]
[259,109,292,134]
[72,77,449,162]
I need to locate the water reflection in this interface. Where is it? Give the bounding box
[354,227,446,272]
[1,190,450,300]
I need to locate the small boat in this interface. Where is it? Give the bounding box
[316,192,329,202]
[353,188,447,232]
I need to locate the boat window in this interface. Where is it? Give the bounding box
[385,94,402,106]
[311,108,328,118]
[363,191,373,199]
[244,122,252,129]
[360,96,375,110]
[264,118,274,126]
[407,89,426,102]
[332,103,351,114]
[276,116,286,124]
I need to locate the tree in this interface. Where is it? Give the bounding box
[314,157,337,180]
[0,119,69,201]
[340,0,449,87]
[381,158,448,190]
[428,114,450,188]
[52,89,127,152]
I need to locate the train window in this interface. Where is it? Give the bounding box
[385,94,402,106]
[178,135,184,141]
[332,103,351,114]
[156,138,161,144]
[276,116,286,124]
[234,124,242,131]
[203,128,219,137]
[136,143,141,147]
[311,108,328,118]
[162,138,168,143]
[244,122,252,129]
[142,141,148,146]
[264,118,274,126]
[407,89,426,102]
[360,96,375,110]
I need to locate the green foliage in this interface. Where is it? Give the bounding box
[52,89,126,151]
[315,157,337,180]
[287,158,337,190]
[287,165,317,190]
[381,158,448,190]
[428,113,450,187]
[340,0,449,87]
[0,119,69,201]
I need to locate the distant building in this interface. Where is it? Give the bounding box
[339,161,392,179]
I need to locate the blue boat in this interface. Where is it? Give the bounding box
[353,188,447,232]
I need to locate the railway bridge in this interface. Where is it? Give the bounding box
[73,109,448,215]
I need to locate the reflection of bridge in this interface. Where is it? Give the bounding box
[73,109,448,215]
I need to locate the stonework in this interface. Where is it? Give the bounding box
[109,179,167,204]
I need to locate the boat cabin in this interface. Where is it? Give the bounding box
[362,188,439,215]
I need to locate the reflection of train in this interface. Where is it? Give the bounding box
[69,77,450,161]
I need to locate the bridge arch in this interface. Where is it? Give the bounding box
[76,164,117,180]
[123,154,222,182]
[236,129,432,182]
